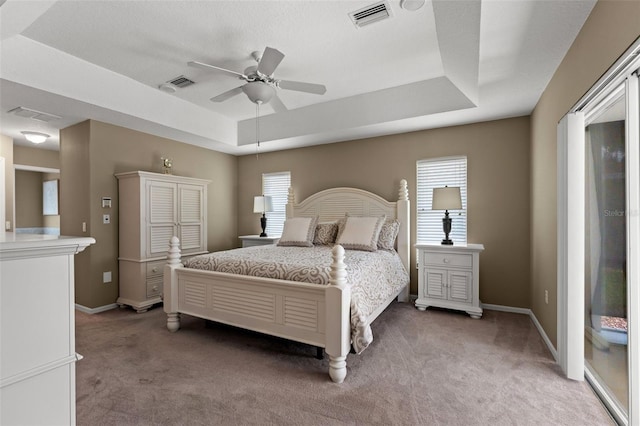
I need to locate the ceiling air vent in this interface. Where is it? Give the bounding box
[7,106,61,122]
[349,1,392,28]
[168,75,195,88]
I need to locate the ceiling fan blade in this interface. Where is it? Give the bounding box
[278,80,327,95]
[269,94,288,113]
[210,86,244,102]
[257,47,284,76]
[188,61,247,79]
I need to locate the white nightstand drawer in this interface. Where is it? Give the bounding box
[423,252,472,268]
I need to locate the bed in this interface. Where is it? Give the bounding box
[163,180,410,383]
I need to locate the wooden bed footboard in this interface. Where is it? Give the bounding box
[163,237,351,383]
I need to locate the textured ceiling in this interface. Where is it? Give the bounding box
[0,0,596,155]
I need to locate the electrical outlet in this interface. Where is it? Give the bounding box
[545,290,549,304]
[103,214,110,224]
[103,271,112,283]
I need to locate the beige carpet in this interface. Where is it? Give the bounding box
[75,303,613,425]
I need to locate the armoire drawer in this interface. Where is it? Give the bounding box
[146,260,165,277]
[146,275,163,298]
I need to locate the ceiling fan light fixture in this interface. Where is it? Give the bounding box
[21,131,50,144]
[242,82,276,104]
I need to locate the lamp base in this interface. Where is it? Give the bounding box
[260,215,267,237]
[441,211,453,246]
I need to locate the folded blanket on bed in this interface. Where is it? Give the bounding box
[183,245,409,353]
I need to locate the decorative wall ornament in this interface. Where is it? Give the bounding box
[161,157,173,174]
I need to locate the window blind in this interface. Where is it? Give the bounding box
[262,171,291,237]
[416,157,467,244]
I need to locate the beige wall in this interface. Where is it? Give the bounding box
[14,145,60,169]
[0,134,14,230]
[14,170,61,230]
[15,170,44,228]
[61,120,238,309]
[60,121,93,305]
[238,116,531,306]
[530,0,640,346]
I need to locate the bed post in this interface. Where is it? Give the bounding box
[325,244,350,383]
[164,236,182,332]
[397,179,410,302]
[285,187,295,219]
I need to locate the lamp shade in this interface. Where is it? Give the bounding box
[253,195,274,213]
[432,186,462,210]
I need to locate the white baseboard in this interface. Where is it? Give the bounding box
[75,303,118,314]
[482,303,558,362]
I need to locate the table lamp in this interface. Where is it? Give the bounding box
[253,195,274,237]
[432,186,462,245]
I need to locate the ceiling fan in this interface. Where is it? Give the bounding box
[188,47,326,112]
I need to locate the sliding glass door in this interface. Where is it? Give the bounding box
[559,42,639,425]
[584,86,629,418]
[581,67,639,425]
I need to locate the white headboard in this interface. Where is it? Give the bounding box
[286,180,410,302]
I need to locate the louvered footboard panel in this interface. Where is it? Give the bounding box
[176,269,327,347]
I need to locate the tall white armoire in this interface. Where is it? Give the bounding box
[116,171,209,312]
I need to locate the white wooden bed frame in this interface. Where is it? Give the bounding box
[163,180,410,383]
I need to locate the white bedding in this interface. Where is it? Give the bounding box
[183,245,409,352]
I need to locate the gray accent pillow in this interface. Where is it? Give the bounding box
[378,219,400,251]
[313,222,339,245]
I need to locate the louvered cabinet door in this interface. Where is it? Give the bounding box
[147,180,178,258]
[178,184,205,253]
[447,270,472,304]
[424,268,447,299]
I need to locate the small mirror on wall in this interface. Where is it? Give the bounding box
[43,179,59,216]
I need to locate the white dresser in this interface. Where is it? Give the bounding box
[116,171,210,312]
[415,243,484,318]
[0,233,95,425]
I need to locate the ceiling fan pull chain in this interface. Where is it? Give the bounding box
[255,102,260,160]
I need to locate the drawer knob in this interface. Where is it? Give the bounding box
[152,286,158,291]
[443,258,450,263]
[152,267,158,273]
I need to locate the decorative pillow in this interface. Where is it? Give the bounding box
[378,219,400,251]
[313,222,339,245]
[335,215,386,252]
[277,216,318,247]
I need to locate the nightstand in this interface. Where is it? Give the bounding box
[415,243,484,318]
[239,235,280,247]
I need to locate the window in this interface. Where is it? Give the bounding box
[416,157,467,244]
[262,171,291,237]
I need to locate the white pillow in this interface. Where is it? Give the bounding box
[336,215,386,252]
[277,216,318,247]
